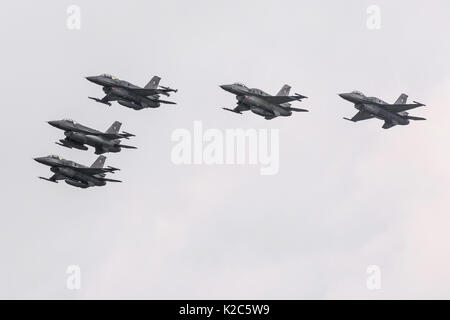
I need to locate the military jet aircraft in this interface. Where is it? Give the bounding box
[34,155,121,188]
[220,83,308,120]
[339,91,426,129]
[86,74,177,110]
[48,119,136,155]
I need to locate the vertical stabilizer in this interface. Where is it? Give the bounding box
[105,121,122,134]
[276,85,291,96]
[394,93,408,104]
[91,155,106,168]
[144,76,161,89]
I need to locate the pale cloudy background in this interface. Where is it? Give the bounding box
[0,0,449,299]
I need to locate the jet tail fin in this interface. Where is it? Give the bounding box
[91,155,106,168]
[394,93,408,104]
[144,76,161,89]
[276,85,291,96]
[105,121,122,134]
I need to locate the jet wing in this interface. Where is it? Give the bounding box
[344,111,374,122]
[83,132,131,140]
[64,129,120,140]
[125,88,159,97]
[67,166,120,175]
[247,92,307,105]
[370,101,425,113]
[71,129,134,140]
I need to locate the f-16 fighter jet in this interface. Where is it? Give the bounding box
[48,119,136,155]
[339,91,426,129]
[34,155,121,188]
[86,74,177,110]
[220,82,308,120]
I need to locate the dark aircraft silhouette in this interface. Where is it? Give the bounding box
[220,82,308,120]
[86,74,177,110]
[34,155,121,188]
[48,119,136,154]
[339,91,426,129]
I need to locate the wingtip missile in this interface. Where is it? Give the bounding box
[38,177,58,183]
[160,85,178,93]
[156,99,177,105]
[118,144,137,149]
[343,117,355,122]
[120,131,136,139]
[222,107,242,114]
[101,178,122,183]
[407,115,427,121]
[88,97,112,106]
[294,93,308,100]
[413,101,426,107]
[289,107,309,112]
[55,142,71,148]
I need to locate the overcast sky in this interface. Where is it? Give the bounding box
[0,0,449,299]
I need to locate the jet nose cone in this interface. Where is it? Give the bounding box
[85,76,96,83]
[220,84,232,92]
[339,93,351,100]
[47,120,58,127]
[34,157,45,164]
